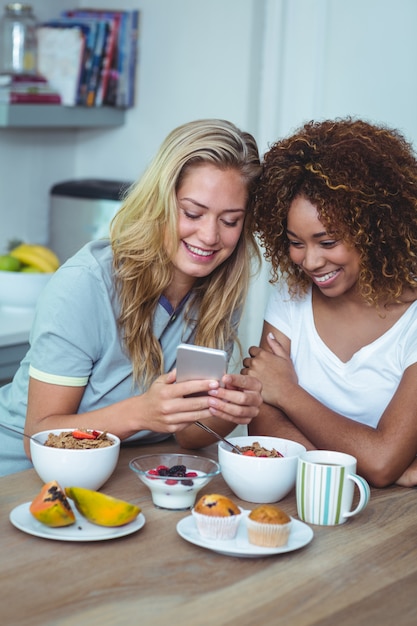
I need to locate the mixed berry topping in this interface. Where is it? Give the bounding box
[147,464,199,486]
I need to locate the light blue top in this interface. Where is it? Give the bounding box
[0,240,237,476]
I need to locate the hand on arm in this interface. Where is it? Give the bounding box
[239,323,314,447]
[242,322,299,406]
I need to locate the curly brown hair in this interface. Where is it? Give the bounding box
[254,118,417,305]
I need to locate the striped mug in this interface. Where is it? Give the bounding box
[296,450,370,526]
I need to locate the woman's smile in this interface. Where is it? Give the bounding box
[287,195,361,297]
[170,163,247,289]
[310,268,341,287]
[183,241,218,260]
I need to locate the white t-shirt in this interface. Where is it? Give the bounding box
[265,282,417,428]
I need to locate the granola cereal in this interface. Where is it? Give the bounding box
[44,430,114,450]
[235,441,283,457]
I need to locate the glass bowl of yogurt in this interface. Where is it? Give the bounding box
[129,453,221,510]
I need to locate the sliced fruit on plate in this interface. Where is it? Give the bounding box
[65,486,141,527]
[29,480,76,527]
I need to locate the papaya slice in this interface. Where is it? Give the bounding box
[30,480,76,527]
[65,487,141,527]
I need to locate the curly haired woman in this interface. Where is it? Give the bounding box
[0,119,263,476]
[242,118,417,487]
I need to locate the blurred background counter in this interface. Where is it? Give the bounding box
[0,307,33,384]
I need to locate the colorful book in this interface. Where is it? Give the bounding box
[37,24,86,106]
[38,18,100,106]
[127,10,140,108]
[85,20,109,107]
[9,91,62,104]
[61,9,140,109]
[95,15,122,106]
[113,11,128,108]
[75,20,99,105]
[0,74,62,104]
[62,9,122,107]
[115,11,140,108]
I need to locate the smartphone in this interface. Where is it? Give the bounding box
[176,344,228,387]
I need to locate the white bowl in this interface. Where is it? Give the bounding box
[218,435,306,503]
[129,453,221,510]
[0,270,52,309]
[30,429,120,490]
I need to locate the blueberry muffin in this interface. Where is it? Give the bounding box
[192,493,242,540]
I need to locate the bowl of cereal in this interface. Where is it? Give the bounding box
[218,435,306,503]
[29,428,120,490]
[129,453,221,510]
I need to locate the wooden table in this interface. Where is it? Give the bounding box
[1,438,416,626]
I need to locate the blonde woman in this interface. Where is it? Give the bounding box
[0,119,262,476]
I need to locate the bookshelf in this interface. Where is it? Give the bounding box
[0,104,126,128]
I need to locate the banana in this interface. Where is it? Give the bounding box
[65,487,141,527]
[9,243,60,273]
[30,244,61,271]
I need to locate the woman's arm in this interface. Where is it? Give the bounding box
[24,370,263,457]
[243,322,314,446]
[23,371,220,457]
[243,321,417,487]
[395,457,417,487]
[248,401,315,450]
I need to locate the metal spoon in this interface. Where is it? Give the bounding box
[0,422,36,441]
[1,420,244,454]
[195,421,243,454]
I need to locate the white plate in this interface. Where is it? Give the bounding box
[176,510,313,557]
[9,502,145,542]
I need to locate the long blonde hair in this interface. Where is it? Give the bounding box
[110,119,261,387]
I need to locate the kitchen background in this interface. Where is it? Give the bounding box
[1,0,417,365]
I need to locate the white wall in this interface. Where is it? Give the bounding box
[274,0,417,144]
[73,0,263,181]
[1,0,417,357]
